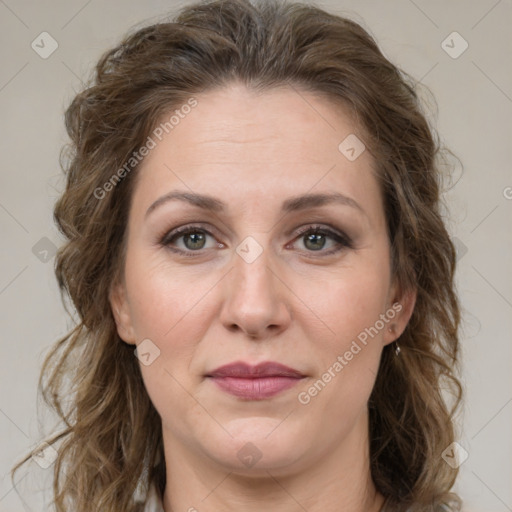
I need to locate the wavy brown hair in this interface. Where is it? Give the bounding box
[11,0,464,510]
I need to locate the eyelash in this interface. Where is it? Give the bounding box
[159,223,353,258]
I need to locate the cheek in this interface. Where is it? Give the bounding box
[123,250,224,375]
[123,253,217,424]
[294,257,391,408]
[125,248,205,334]
[303,261,390,345]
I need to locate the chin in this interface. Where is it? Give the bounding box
[198,416,308,474]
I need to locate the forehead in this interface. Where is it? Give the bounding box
[131,83,384,229]
[158,83,365,161]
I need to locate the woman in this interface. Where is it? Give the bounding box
[11,0,463,511]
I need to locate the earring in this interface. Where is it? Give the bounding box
[388,325,400,356]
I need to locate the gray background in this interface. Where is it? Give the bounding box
[1,0,511,511]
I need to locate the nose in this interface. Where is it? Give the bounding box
[219,243,292,340]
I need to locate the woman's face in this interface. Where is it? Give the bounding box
[111,82,415,477]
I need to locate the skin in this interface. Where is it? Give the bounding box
[110,82,416,512]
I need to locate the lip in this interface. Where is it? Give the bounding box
[207,361,304,379]
[206,361,305,400]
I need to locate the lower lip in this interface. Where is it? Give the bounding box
[208,376,302,399]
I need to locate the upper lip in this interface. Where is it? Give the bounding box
[206,361,305,378]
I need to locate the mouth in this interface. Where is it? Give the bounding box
[205,361,306,400]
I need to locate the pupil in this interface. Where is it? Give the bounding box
[305,233,325,251]
[185,232,205,250]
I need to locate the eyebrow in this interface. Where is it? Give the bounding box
[145,190,367,218]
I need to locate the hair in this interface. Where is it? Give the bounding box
[11,0,464,510]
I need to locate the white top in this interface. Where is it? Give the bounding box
[140,484,452,512]
[141,484,164,512]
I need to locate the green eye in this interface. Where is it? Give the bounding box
[181,231,207,250]
[293,227,352,256]
[162,226,216,255]
[160,224,353,258]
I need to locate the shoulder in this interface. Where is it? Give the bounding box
[383,500,457,512]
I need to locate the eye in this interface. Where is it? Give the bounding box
[290,225,353,256]
[160,225,222,256]
[160,223,353,258]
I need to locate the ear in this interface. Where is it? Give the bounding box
[109,280,137,345]
[382,282,417,346]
